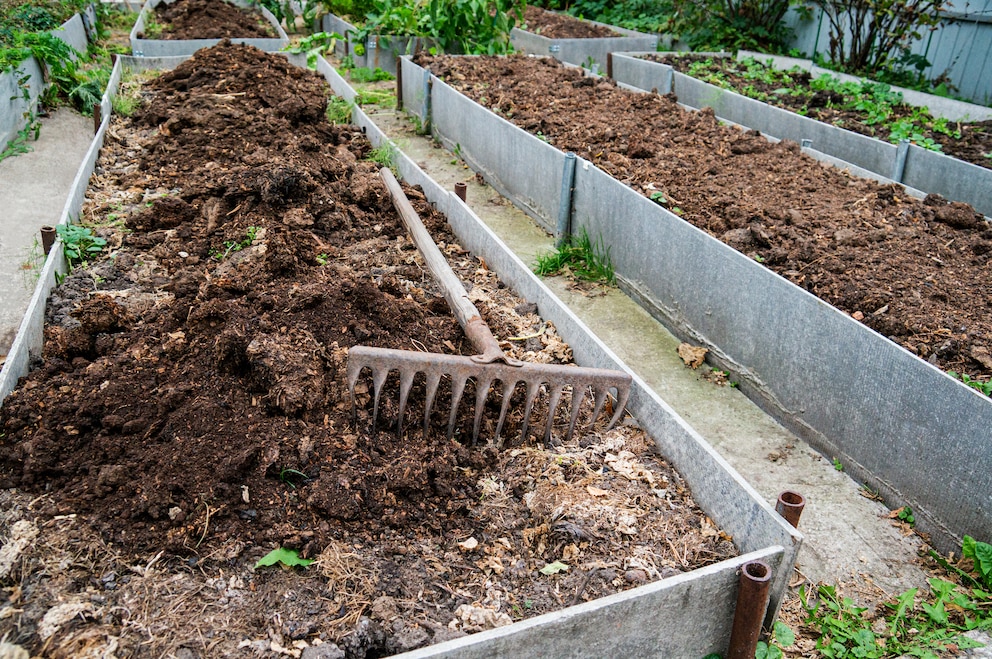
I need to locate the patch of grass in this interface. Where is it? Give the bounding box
[355,88,396,109]
[366,141,398,172]
[533,228,615,285]
[141,12,166,39]
[348,66,394,83]
[326,95,353,124]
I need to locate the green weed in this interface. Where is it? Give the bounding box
[283,31,342,69]
[366,141,398,172]
[326,95,353,124]
[348,66,394,83]
[355,88,396,109]
[832,457,843,471]
[947,371,992,397]
[533,228,615,285]
[211,226,259,260]
[0,114,40,162]
[56,223,106,267]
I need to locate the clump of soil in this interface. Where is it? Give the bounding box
[151,0,277,40]
[418,53,992,384]
[522,6,620,39]
[0,43,735,657]
[649,54,992,171]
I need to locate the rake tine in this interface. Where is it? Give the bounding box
[565,386,587,442]
[471,376,494,446]
[493,379,518,447]
[396,368,416,437]
[371,366,390,433]
[423,371,442,437]
[605,384,631,430]
[519,379,540,442]
[447,375,469,440]
[543,384,566,447]
[588,387,610,430]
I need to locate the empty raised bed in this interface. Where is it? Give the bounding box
[511,6,658,72]
[0,43,798,657]
[610,51,992,217]
[401,53,992,553]
[130,0,288,56]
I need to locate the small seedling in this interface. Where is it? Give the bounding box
[211,226,259,260]
[895,506,915,526]
[833,457,844,471]
[755,620,795,659]
[316,253,329,266]
[255,547,313,569]
[279,468,308,489]
[947,371,992,397]
[649,191,667,204]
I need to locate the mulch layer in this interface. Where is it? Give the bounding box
[153,0,277,40]
[649,54,992,171]
[521,6,620,39]
[417,53,992,385]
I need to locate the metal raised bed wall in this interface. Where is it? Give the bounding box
[610,52,992,218]
[0,12,93,152]
[129,0,289,56]
[1,49,800,657]
[401,56,992,554]
[510,15,658,72]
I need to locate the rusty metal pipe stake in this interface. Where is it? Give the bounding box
[776,490,806,528]
[607,52,613,79]
[395,56,403,111]
[727,560,772,659]
[40,226,57,255]
[454,182,467,202]
[93,102,102,134]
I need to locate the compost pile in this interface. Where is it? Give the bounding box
[419,54,992,382]
[152,0,277,40]
[0,43,735,657]
[651,54,992,171]
[522,6,619,39]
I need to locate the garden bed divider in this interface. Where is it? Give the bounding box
[509,16,659,73]
[129,0,289,56]
[609,52,992,218]
[1,48,802,656]
[401,55,992,555]
[0,9,97,153]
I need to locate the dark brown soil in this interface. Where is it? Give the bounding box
[418,54,992,385]
[650,54,992,171]
[152,0,277,40]
[0,43,735,656]
[522,6,619,39]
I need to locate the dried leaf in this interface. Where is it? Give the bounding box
[458,537,479,551]
[539,561,570,575]
[677,343,708,369]
[586,485,609,497]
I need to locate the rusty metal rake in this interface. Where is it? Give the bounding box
[347,168,631,445]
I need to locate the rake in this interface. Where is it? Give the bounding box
[347,168,632,446]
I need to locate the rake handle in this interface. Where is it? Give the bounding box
[379,168,520,366]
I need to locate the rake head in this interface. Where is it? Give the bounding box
[348,345,631,446]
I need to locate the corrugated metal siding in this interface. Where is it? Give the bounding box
[783,0,992,106]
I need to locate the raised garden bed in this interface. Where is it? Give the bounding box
[0,6,96,153]
[130,0,288,56]
[510,7,658,73]
[0,43,798,657]
[401,53,992,554]
[610,50,992,218]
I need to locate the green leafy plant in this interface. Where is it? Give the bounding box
[366,141,398,171]
[255,547,314,568]
[0,113,40,162]
[326,95,353,124]
[895,506,915,526]
[355,87,396,108]
[283,31,343,68]
[756,620,795,659]
[832,457,843,471]
[962,535,992,589]
[56,223,106,266]
[348,65,394,82]
[533,228,615,285]
[947,371,992,397]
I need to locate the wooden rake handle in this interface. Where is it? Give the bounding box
[379,167,522,366]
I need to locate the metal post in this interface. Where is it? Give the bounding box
[607,52,613,79]
[727,561,773,659]
[556,153,578,248]
[423,68,433,134]
[454,182,467,202]
[396,56,404,111]
[776,491,806,528]
[40,226,56,255]
[891,140,910,183]
[92,102,101,134]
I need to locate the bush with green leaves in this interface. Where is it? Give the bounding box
[353,0,524,55]
[808,0,947,77]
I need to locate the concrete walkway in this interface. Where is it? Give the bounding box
[0,109,92,365]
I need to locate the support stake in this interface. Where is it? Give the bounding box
[454,182,467,202]
[607,52,613,79]
[92,102,101,134]
[891,140,910,183]
[423,69,433,134]
[40,226,56,255]
[775,490,806,528]
[556,153,577,248]
[727,560,772,659]
[395,56,404,111]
